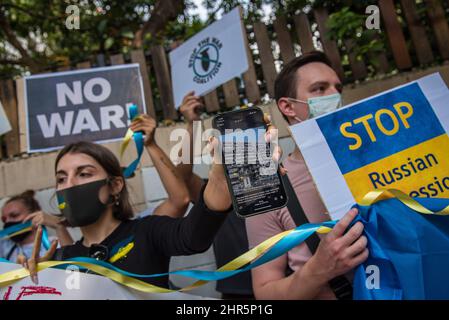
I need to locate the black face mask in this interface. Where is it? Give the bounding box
[56,179,110,227]
[3,221,32,243]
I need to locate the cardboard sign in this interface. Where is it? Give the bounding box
[290,73,449,219]
[169,7,248,108]
[24,64,146,152]
[0,262,210,300]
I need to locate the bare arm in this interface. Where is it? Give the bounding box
[54,225,75,246]
[176,91,206,203]
[145,142,190,217]
[130,115,190,218]
[252,252,330,299]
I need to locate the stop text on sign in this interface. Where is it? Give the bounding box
[339,102,414,151]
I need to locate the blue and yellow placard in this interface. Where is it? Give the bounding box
[290,73,449,219]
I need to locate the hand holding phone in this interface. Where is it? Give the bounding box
[212,107,287,218]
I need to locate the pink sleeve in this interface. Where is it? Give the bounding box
[245,210,284,249]
[245,208,315,272]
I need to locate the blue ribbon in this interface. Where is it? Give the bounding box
[41,227,51,251]
[0,222,51,257]
[55,221,337,281]
[123,104,144,179]
[0,222,33,239]
[3,196,449,299]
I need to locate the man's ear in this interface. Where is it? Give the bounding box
[277,98,297,119]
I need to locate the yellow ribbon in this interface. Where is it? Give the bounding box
[119,115,144,160]
[359,189,449,215]
[0,188,446,294]
[0,228,300,293]
[119,128,136,160]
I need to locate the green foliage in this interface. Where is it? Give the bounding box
[202,0,266,23]
[165,13,206,43]
[326,6,385,71]
[0,0,202,78]
[0,0,425,81]
[327,7,365,39]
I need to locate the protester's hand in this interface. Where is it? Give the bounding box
[203,113,284,211]
[23,211,63,229]
[16,226,58,284]
[179,91,203,123]
[129,114,157,147]
[264,113,286,176]
[306,208,368,283]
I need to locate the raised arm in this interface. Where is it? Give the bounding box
[147,181,231,257]
[130,115,190,218]
[177,91,206,203]
[149,119,283,256]
[148,131,234,256]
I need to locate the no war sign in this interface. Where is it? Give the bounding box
[24,64,146,152]
[291,73,449,219]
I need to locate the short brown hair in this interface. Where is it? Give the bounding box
[55,141,134,221]
[274,51,333,122]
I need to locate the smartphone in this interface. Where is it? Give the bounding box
[212,107,287,218]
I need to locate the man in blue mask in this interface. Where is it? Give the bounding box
[246,51,367,300]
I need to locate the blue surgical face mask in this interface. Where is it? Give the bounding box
[288,93,342,122]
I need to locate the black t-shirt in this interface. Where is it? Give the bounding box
[54,187,230,289]
[213,211,253,295]
[193,179,253,295]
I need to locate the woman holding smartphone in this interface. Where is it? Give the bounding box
[20,139,232,287]
[22,138,231,287]
[21,114,281,288]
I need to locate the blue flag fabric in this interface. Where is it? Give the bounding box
[353,197,449,300]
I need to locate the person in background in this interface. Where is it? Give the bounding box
[0,190,73,262]
[130,114,190,218]
[176,91,255,299]
[245,51,368,300]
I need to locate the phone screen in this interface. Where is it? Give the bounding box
[213,108,287,218]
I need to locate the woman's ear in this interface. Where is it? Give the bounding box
[110,177,124,195]
[277,98,297,119]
